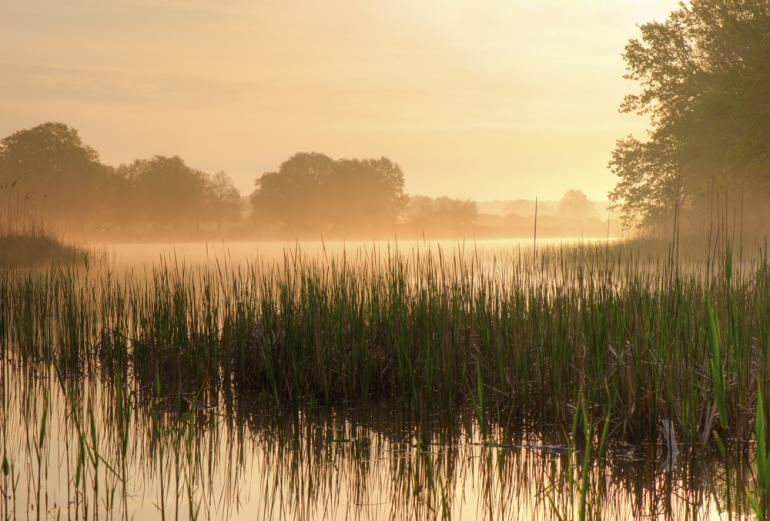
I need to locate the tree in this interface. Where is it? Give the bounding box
[0,122,109,228]
[250,152,407,235]
[0,122,245,236]
[407,196,478,233]
[206,171,242,231]
[120,156,208,231]
[609,0,770,231]
[323,157,407,232]
[557,190,594,219]
[251,153,336,232]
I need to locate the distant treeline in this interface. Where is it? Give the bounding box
[0,122,609,240]
[0,123,242,236]
[0,123,484,238]
[610,0,770,237]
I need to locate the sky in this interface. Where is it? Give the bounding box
[0,0,680,201]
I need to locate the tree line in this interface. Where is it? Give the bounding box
[0,123,242,235]
[0,122,478,238]
[610,0,770,237]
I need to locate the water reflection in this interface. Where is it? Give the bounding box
[1,355,752,520]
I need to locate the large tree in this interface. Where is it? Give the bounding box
[250,153,336,232]
[251,153,407,235]
[610,0,770,232]
[0,122,110,228]
[323,157,407,232]
[119,156,209,231]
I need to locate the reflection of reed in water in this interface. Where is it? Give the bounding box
[0,355,758,520]
[1,242,769,519]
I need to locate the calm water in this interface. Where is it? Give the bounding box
[1,239,760,520]
[0,357,750,521]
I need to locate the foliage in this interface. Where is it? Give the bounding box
[0,123,108,227]
[206,171,242,230]
[0,123,244,235]
[250,152,407,234]
[557,190,594,219]
[119,156,208,229]
[406,196,478,233]
[610,0,770,231]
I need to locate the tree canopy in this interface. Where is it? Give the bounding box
[119,156,208,230]
[0,122,108,226]
[251,152,407,234]
[558,189,594,219]
[0,123,243,235]
[0,122,613,240]
[406,196,478,234]
[610,0,770,232]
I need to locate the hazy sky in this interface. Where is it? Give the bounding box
[0,0,680,201]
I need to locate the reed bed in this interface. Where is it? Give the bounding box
[0,231,89,266]
[1,241,768,447]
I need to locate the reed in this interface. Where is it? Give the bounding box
[0,353,763,520]
[752,384,770,519]
[1,240,769,447]
[0,230,89,267]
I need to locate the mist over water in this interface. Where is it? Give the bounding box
[3,0,770,518]
[101,238,613,267]
[3,238,769,520]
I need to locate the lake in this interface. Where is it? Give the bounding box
[1,238,764,520]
